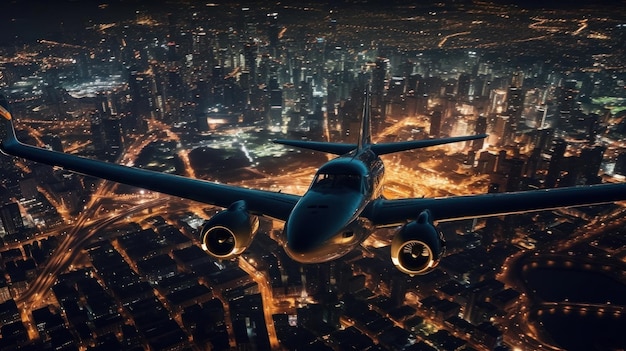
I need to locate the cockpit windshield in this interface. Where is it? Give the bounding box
[312,172,362,192]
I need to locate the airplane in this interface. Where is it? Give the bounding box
[1,91,626,276]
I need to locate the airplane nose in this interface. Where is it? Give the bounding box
[284,191,367,262]
[287,234,311,254]
[285,216,339,256]
[285,222,324,254]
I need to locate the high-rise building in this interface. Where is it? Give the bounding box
[511,70,524,88]
[269,88,283,127]
[476,152,497,174]
[407,73,421,93]
[90,111,106,157]
[371,57,389,108]
[580,145,606,185]
[0,202,24,236]
[493,115,511,146]
[586,113,600,144]
[102,116,124,161]
[506,87,525,132]
[267,12,279,57]
[556,80,579,130]
[128,68,155,133]
[243,42,258,87]
[526,148,542,178]
[430,110,442,137]
[534,128,554,153]
[457,73,471,100]
[545,138,567,188]
[472,115,487,151]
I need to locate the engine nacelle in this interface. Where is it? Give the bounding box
[391,210,445,276]
[199,200,259,260]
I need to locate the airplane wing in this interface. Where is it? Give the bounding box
[0,98,299,221]
[365,183,626,226]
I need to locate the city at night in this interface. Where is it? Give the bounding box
[1,0,626,350]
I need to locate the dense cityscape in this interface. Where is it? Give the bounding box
[0,0,626,350]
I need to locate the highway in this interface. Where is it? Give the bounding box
[14,127,175,322]
[497,204,626,350]
[238,257,280,349]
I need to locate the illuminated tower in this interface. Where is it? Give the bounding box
[371,57,389,108]
[243,42,258,87]
[556,80,578,131]
[90,110,106,158]
[534,104,548,128]
[268,65,282,128]
[493,115,511,146]
[128,68,154,133]
[511,70,524,88]
[102,116,124,161]
[506,87,525,132]
[473,75,489,97]
[267,12,279,57]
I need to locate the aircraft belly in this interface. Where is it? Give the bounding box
[284,217,372,264]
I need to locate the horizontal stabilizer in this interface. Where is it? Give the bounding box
[275,134,487,156]
[370,134,487,155]
[273,140,356,155]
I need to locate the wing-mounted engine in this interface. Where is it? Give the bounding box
[199,200,259,260]
[391,210,445,275]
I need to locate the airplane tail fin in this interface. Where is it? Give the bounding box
[273,85,487,156]
[0,95,19,155]
[273,86,374,156]
[357,87,372,151]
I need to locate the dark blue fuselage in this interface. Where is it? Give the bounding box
[284,148,384,263]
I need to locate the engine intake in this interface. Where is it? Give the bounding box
[200,200,259,260]
[391,210,445,276]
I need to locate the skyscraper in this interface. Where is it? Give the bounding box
[545,138,567,188]
[556,80,578,131]
[267,12,279,57]
[457,73,471,100]
[371,57,389,108]
[472,115,487,151]
[506,87,525,132]
[430,110,442,137]
[0,202,24,236]
[580,145,606,185]
[102,116,124,161]
[243,42,258,87]
[128,68,154,133]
